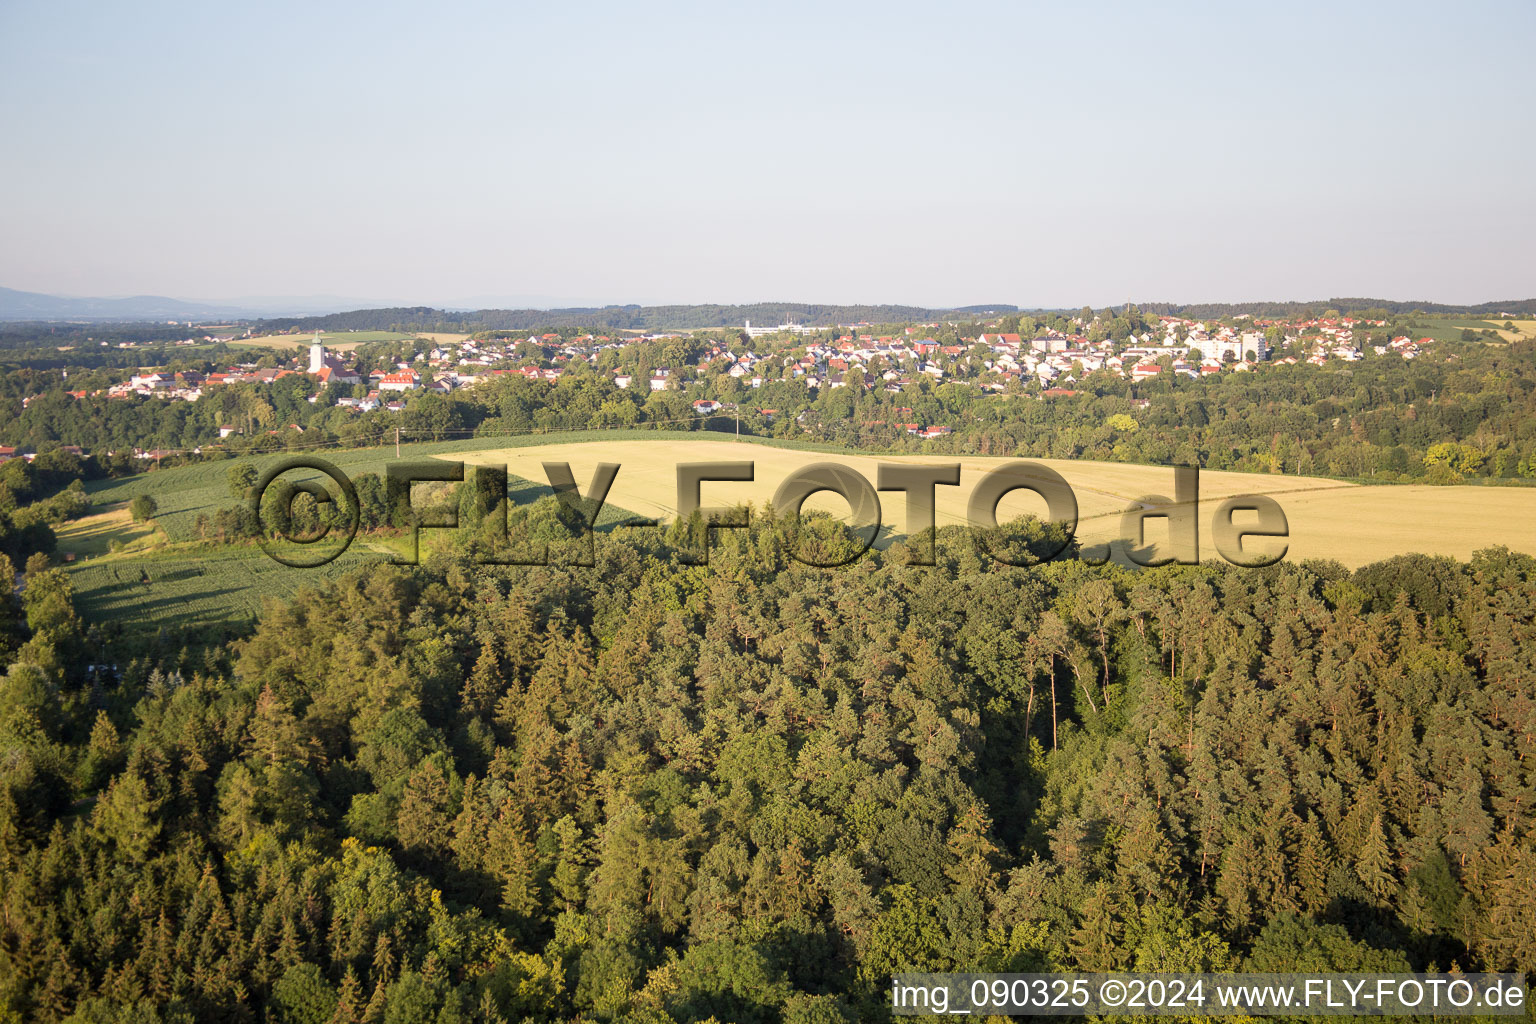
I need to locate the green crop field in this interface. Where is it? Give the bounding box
[84,437,512,542]
[65,544,379,632]
[80,430,803,542]
[71,431,674,629]
[1403,317,1531,343]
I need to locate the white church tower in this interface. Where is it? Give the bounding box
[309,333,325,373]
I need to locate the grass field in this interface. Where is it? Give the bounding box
[54,506,162,558]
[67,432,1536,631]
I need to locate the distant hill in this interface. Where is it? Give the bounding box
[257,297,1536,334]
[6,285,1535,329]
[1137,297,1536,319]
[0,286,255,321]
[255,302,1021,333]
[0,291,1013,328]
[0,287,379,321]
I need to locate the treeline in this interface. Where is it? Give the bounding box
[0,451,107,566]
[256,308,465,334]
[0,510,1532,1022]
[258,303,1005,335]
[0,322,222,354]
[254,297,1536,335]
[1120,298,1536,319]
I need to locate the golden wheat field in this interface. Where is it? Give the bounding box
[1491,319,1536,342]
[435,439,1536,568]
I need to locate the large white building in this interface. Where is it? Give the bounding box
[745,319,817,339]
[1211,332,1270,363]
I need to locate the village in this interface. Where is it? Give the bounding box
[66,312,1430,406]
[1,310,1450,463]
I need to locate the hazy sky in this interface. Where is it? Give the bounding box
[2,0,1532,308]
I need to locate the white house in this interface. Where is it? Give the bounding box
[379,371,421,392]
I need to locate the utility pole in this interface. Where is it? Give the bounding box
[395,426,400,458]
[735,404,740,440]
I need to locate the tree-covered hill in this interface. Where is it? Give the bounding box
[1137,297,1536,319]
[0,515,1532,1022]
[249,298,1536,334]
[254,303,1016,334]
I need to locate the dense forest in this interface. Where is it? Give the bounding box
[1,505,1533,1022]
